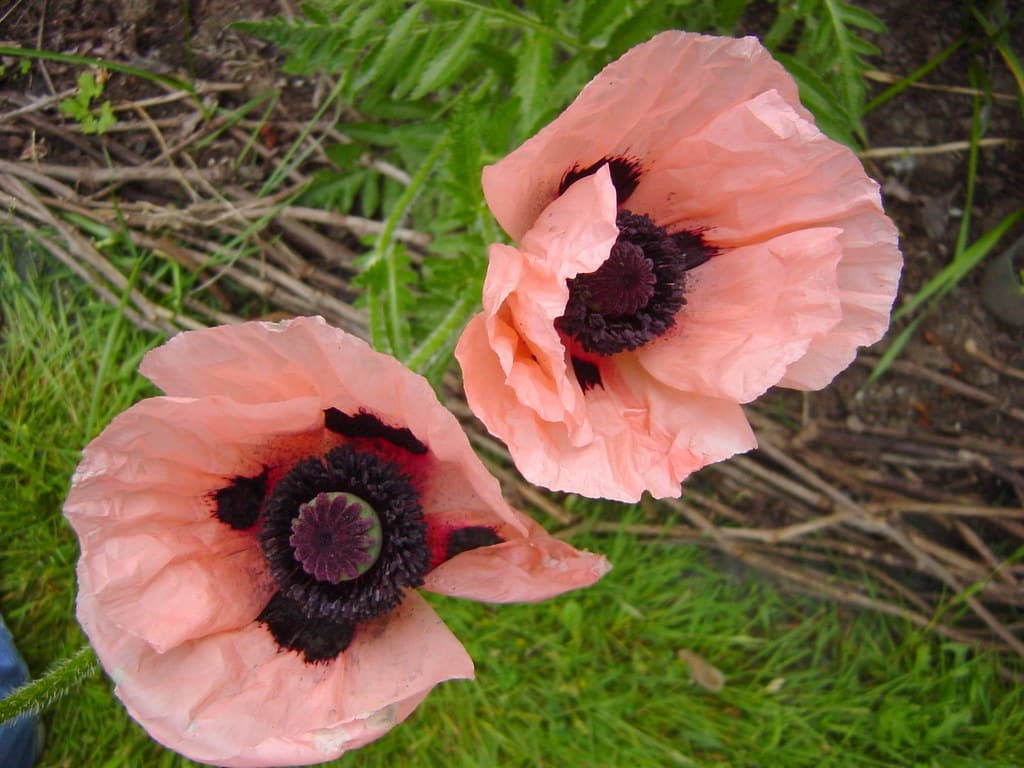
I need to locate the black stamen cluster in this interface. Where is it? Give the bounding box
[556,211,714,356]
[570,357,603,392]
[260,445,428,626]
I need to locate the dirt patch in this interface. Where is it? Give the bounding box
[826,0,1024,446]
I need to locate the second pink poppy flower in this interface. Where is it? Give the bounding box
[457,31,902,502]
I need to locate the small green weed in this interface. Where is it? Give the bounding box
[0,58,32,79]
[58,70,116,135]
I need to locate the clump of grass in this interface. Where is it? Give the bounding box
[0,237,172,765]
[2,241,1022,767]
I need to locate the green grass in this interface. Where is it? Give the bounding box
[2,245,1022,767]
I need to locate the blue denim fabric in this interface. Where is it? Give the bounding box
[0,616,39,768]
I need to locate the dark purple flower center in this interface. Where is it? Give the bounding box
[289,492,383,583]
[260,445,428,627]
[208,409,506,664]
[555,210,715,359]
[577,241,657,316]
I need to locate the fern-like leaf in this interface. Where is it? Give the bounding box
[821,0,885,130]
[410,11,488,98]
[514,29,554,134]
[768,0,886,145]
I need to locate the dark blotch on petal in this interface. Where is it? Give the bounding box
[258,591,355,664]
[211,470,267,530]
[571,357,603,392]
[559,156,643,205]
[324,407,428,455]
[446,526,504,560]
[671,229,717,271]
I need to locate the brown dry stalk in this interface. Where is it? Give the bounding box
[863,70,1019,101]
[858,137,1017,159]
[1,174,199,335]
[964,339,1024,383]
[755,438,1024,657]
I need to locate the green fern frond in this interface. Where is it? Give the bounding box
[234,3,370,76]
[767,0,886,146]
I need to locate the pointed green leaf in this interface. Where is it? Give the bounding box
[514,29,553,134]
[578,0,630,45]
[411,10,487,98]
[838,1,887,33]
[354,1,426,91]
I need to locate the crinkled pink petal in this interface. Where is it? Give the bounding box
[65,395,325,654]
[635,227,844,402]
[78,568,472,768]
[626,90,901,388]
[482,31,811,241]
[569,359,757,501]
[424,513,610,601]
[140,316,420,410]
[481,247,577,425]
[459,307,755,502]
[779,207,902,389]
[141,317,554,537]
[140,318,325,401]
[629,91,889,246]
[518,164,620,278]
[469,169,619,430]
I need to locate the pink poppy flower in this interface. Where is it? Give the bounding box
[64,317,609,767]
[456,31,901,502]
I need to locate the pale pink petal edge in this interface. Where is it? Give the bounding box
[78,571,472,767]
[483,30,812,241]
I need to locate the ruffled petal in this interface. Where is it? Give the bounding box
[460,168,618,431]
[423,514,610,602]
[779,208,902,389]
[143,317,538,542]
[625,90,902,386]
[565,359,757,501]
[483,31,811,240]
[459,304,755,502]
[140,316,331,401]
[79,573,472,768]
[635,228,844,402]
[65,396,325,654]
[629,91,889,246]
[140,317,459,427]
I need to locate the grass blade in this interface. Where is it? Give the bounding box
[0,46,199,108]
[894,209,1024,323]
[364,132,448,358]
